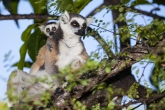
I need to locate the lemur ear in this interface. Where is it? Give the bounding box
[38,25,45,32]
[86,17,93,26]
[60,11,70,24]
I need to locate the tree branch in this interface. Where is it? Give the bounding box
[0,14,58,20]
[129,92,165,110]
[130,7,165,21]
[70,40,165,103]
[116,92,165,110]
[87,27,114,58]
[0,6,165,21]
[86,4,165,21]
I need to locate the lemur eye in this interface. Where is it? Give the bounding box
[52,27,56,31]
[83,23,87,28]
[71,21,79,27]
[73,23,77,26]
[46,28,50,32]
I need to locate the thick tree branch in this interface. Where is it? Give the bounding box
[0,14,57,20]
[70,40,165,106]
[72,45,149,99]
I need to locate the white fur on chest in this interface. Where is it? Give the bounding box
[56,37,83,69]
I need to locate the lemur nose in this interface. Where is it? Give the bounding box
[78,29,85,36]
[49,31,54,36]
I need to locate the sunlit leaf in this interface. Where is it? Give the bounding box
[105,67,111,73]
[119,7,124,12]
[55,0,91,13]
[131,0,150,6]
[0,102,9,110]
[56,0,75,13]
[29,0,47,14]
[29,0,47,23]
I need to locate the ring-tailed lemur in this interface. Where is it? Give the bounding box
[30,11,93,77]
[30,21,59,75]
[39,21,59,52]
[44,11,93,75]
[7,11,93,109]
[7,22,60,109]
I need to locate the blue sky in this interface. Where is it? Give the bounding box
[0,0,165,109]
[0,1,33,101]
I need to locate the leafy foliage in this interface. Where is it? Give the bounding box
[53,0,91,13]
[0,102,9,110]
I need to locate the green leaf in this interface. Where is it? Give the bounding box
[2,0,20,27]
[17,43,27,70]
[56,0,75,13]
[132,66,137,70]
[18,24,37,70]
[153,0,165,6]
[12,61,32,68]
[55,0,91,13]
[99,20,103,22]
[2,0,11,12]
[29,0,47,23]
[11,0,20,27]
[29,0,47,14]
[105,67,111,73]
[135,69,139,75]
[27,28,46,62]
[21,24,37,41]
[74,0,91,13]
[121,0,130,4]
[131,0,150,6]
[119,7,124,12]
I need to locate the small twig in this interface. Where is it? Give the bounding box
[90,24,117,34]
[158,31,165,36]
[135,1,147,26]
[138,61,150,83]
[131,7,165,21]
[122,92,165,110]
[87,27,114,58]
[132,103,143,110]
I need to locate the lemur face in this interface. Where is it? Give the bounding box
[59,11,93,37]
[39,22,59,38]
[70,17,87,36]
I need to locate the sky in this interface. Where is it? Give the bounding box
[0,0,165,109]
[0,1,33,101]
